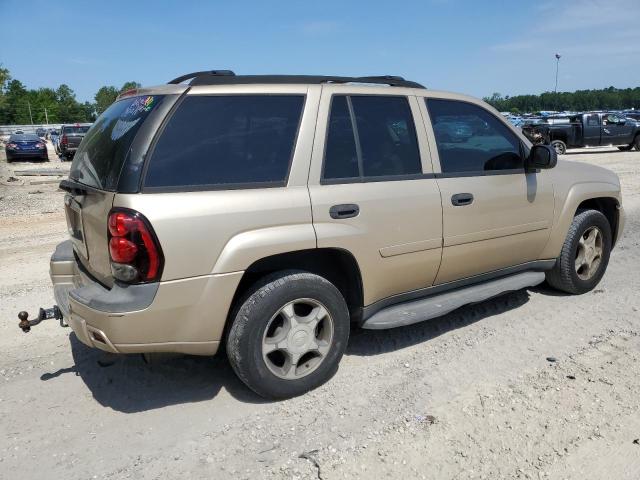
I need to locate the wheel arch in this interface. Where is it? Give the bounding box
[576,197,620,246]
[229,248,364,326]
[540,181,622,260]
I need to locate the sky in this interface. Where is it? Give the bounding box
[1,0,639,102]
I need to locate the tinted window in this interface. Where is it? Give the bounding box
[586,114,599,126]
[427,99,523,173]
[323,96,359,179]
[145,95,304,189]
[70,95,164,190]
[63,126,90,134]
[323,95,422,181]
[10,134,40,142]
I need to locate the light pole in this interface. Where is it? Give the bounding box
[554,53,561,94]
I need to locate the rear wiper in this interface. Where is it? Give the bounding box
[59,179,88,195]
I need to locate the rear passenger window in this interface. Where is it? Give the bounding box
[145,95,304,189]
[323,95,422,182]
[426,99,523,174]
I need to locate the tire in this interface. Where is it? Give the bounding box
[6,155,12,163]
[551,140,567,155]
[618,145,633,151]
[634,134,640,151]
[226,270,350,399]
[545,209,612,295]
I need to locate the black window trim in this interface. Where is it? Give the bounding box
[320,93,425,185]
[424,97,529,178]
[140,92,307,194]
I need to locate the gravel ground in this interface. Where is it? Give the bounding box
[0,146,639,479]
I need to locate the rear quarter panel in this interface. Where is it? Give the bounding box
[113,85,322,281]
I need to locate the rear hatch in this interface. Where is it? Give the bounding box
[62,125,91,148]
[64,91,180,286]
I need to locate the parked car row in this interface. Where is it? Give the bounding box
[3,123,92,162]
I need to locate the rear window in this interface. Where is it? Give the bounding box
[70,95,164,190]
[63,126,90,134]
[144,95,304,190]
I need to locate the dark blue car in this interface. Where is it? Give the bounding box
[5,134,49,163]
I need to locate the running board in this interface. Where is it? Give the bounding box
[361,271,545,330]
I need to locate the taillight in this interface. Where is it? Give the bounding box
[36,142,45,148]
[7,143,17,148]
[61,135,68,145]
[107,209,163,283]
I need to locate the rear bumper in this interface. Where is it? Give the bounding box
[6,149,47,157]
[50,240,242,355]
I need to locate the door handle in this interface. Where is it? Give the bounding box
[330,204,360,219]
[451,193,474,206]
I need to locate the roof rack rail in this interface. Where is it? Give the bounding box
[185,73,425,89]
[168,70,235,85]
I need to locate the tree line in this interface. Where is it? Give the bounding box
[2,65,639,123]
[0,66,140,125]
[483,86,640,114]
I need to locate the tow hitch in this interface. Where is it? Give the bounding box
[18,306,66,332]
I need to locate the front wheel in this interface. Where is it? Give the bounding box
[551,140,567,155]
[546,209,612,294]
[226,271,350,399]
[634,134,640,151]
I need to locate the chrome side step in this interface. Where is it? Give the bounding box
[361,271,545,330]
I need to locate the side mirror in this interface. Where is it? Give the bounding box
[526,144,557,172]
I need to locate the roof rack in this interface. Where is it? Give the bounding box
[168,70,236,84]
[168,71,425,89]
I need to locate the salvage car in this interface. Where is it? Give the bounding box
[20,71,625,399]
[58,123,91,160]
[523,112,640,154]
[5,133,48,162]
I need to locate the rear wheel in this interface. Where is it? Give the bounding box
[546,209,611,294]
[634,134,640,151]
[226,271,350,399]
[551,140,567,155]
[618,145,633,151]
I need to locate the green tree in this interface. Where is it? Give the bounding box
[94,86,119,115]
[120,81,141,93]
[56,84,87,122]
[0,65,10,123]
[4,79,30,124]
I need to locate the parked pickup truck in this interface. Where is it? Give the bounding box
[523,112,640,154]
[58,123,91,160]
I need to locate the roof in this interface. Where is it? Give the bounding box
[168,70,426,89]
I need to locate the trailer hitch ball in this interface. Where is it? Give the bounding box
[18,311,31,332]
[18,306,65,333]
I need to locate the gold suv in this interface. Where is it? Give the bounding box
[43,71,624,398]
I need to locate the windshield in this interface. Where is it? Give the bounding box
[63,126,90,134]
[70,95,164,190]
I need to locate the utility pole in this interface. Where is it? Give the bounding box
[44,107,49,125]
[554,53,561,94]
[27,101,34,124]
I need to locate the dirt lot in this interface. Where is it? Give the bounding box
[0,145,639,480]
